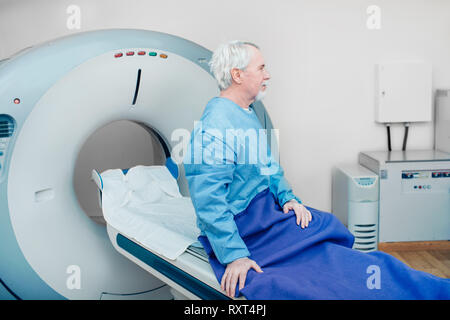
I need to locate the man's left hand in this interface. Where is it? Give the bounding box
[283,200,312,228]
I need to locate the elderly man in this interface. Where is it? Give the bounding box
[183,41,450,301]
[183,41,311,298]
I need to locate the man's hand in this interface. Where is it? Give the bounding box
[283,199,312,228]
[221,257,263,298]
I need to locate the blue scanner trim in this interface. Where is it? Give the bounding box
[116,233,229,300]
[165,157,179,180]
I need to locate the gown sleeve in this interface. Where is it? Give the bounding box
[183,129,250,265]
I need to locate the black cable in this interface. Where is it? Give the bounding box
[402,123,409,151]
[386,124,392,152]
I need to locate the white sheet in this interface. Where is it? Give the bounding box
[100,165,200,260]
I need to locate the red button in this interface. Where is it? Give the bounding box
[138,51,146,55]
[114,53,123,58]
[126,51,135,56]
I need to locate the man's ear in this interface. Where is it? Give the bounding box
[230,68,243,85]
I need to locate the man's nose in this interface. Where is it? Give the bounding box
[264,69,271,79]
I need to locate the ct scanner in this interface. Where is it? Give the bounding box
[0,29,275,300]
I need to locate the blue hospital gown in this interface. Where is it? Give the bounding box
[183,97,301,265]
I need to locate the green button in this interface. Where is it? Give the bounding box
[149,52,157,56]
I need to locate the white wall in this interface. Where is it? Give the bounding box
[1,0,449,211]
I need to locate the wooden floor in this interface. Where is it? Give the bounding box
[378,241,450,279]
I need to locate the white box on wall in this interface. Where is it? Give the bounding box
[375,61,432,123]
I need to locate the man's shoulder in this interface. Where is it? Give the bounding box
[204,97,232,113]
[201,97,235,125]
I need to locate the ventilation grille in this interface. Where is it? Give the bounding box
[0,116,14,138]
[350,224,378,252]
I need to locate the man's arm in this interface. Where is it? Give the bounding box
[184,127,263,298]
[184,130,250,265]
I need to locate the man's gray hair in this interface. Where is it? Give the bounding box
[208,40,259,91]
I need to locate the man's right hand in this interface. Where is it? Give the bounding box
[221,257,263,298]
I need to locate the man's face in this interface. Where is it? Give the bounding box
[241,45,271,101]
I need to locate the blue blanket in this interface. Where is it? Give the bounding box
[199,188,450,299]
